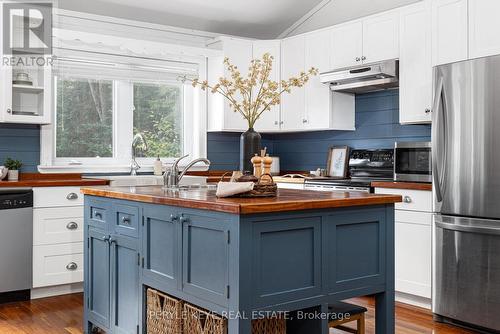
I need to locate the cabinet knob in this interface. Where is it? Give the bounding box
[425,108,431,114]
[302,119,308,123]
[102,235,110,242]
[7,108,12,114]
[356,57,361,62]
[66,222,78,230]
[66,192,79,200]
[66,262,78,271]
[170,214,179,221]
[179,216,190,224]
[280,121,284,125]
[109,237,116,244]
[121,216,131,225]
[274,121,279,125]
[361,56,366,61]
[403,196,412,203]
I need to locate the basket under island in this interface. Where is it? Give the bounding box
[80,186,402,334]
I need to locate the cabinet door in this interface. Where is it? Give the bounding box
[281,36,305,130]
[469,0,500,59]
[253,40,281,132]
[142,205,179,290]
[399,2,433,124]
[304,30,331,130]
[87,229,111,330]
[110,235,139,334]
[432,0,468,66]
[362,11,400,63]
[394,210,432,298]
[181,212,230,306]
[223,38,253,131]
[330,21,363,69]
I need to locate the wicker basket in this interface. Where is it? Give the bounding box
[251,318,287,334]
[183,303,228,334]
[146,288,183,334]
[220,173,277,198]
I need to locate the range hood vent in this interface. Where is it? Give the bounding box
[320,59,399,94]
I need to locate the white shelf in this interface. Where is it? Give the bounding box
[12,84,45,93]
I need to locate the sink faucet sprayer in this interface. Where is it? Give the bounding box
[164,154,211,188]
[130,133,148,175]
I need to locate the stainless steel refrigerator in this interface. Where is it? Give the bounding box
[432,56,500,332]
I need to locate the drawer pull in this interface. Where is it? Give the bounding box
[121,216,131,225]
[170,214,179,221]
[66,222,78,230]
[180,216,190,224]
[66,262,78,271]
[403,196,412,203]
[94,211,102,219]
[67,193,79,200]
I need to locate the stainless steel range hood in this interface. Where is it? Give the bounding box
[320,59,399,94]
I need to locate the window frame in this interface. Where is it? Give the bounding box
[39,53,208,173]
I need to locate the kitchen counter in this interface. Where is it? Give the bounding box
[371,181,432,191]
[83,186,399,334]
[80,185,402,214]
[0,173,108,188]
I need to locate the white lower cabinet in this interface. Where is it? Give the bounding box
[375,187,432,306]
[33,187,84,291]
[33,243,84,288]
[395,210,432,299]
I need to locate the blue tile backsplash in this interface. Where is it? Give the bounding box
[0,90,431,174]
[208,90,432,171]
[0,124,40,172]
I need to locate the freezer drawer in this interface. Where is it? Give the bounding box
[433,214,500,331]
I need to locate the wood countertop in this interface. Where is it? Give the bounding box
[81,186,402,215]
[0,173,109,188]
[371,181,432,191]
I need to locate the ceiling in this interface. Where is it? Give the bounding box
[58,0,421,39]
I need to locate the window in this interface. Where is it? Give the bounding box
[133,82,183,158]
[40,49,207,173]
[56,77,113,158]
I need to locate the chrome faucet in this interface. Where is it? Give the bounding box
[130,133,148,175]
[164,154,211,188]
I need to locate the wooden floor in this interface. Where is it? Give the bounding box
[0,293,477,334]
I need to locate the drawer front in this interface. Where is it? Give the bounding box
[87,198,110,231]
[33,207,84,245]
[33,243,84,288]
[34,187,84,208]
[113,204,139,238]
[375,188,432,212]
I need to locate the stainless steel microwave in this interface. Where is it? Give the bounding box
[394,142,432,183]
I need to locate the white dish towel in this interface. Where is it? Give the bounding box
[216,182,254,197]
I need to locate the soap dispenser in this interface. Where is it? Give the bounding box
[153,156,163,176]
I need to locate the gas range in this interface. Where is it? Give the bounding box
[305,149,394,193]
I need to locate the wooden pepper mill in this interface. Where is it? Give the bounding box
[263,154,273,176]
[251,154,263,178]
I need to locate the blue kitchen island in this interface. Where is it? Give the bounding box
[81,186,401,334]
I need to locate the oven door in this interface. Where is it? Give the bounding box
[394,142,432,182]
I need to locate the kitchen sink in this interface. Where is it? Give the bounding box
[87,175,207,187]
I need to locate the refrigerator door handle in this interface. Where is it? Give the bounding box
[432,76,445,203]
[435,221,500,236]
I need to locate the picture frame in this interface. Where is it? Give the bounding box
[326,146,350,178]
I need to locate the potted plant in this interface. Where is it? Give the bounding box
[4,158,22,181]
[184,53,318,172]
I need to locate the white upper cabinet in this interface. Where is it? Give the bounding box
[362,11,400,64]
[304,30,331,129]
[252,40,281,132]
[431,0,468,66]
[281,35,306,131]
[469,0,500,59]
[399,1,433,124]
[207,37,253,132]
[330,22,363,69]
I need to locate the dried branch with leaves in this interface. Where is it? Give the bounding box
[181,53,318,128]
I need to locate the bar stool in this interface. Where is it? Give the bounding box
[328,301,367,334]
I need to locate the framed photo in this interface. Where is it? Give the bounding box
[327,146,350,178]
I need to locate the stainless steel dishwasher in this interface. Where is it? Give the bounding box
[0,189,33,303]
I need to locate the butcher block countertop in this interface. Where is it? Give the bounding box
[81,185,402,214]
[0,173,109,188]
[371,181,432,191]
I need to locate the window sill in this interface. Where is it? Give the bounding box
[37,164,210,174]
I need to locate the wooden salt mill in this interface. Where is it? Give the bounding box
[251,154,263,178]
